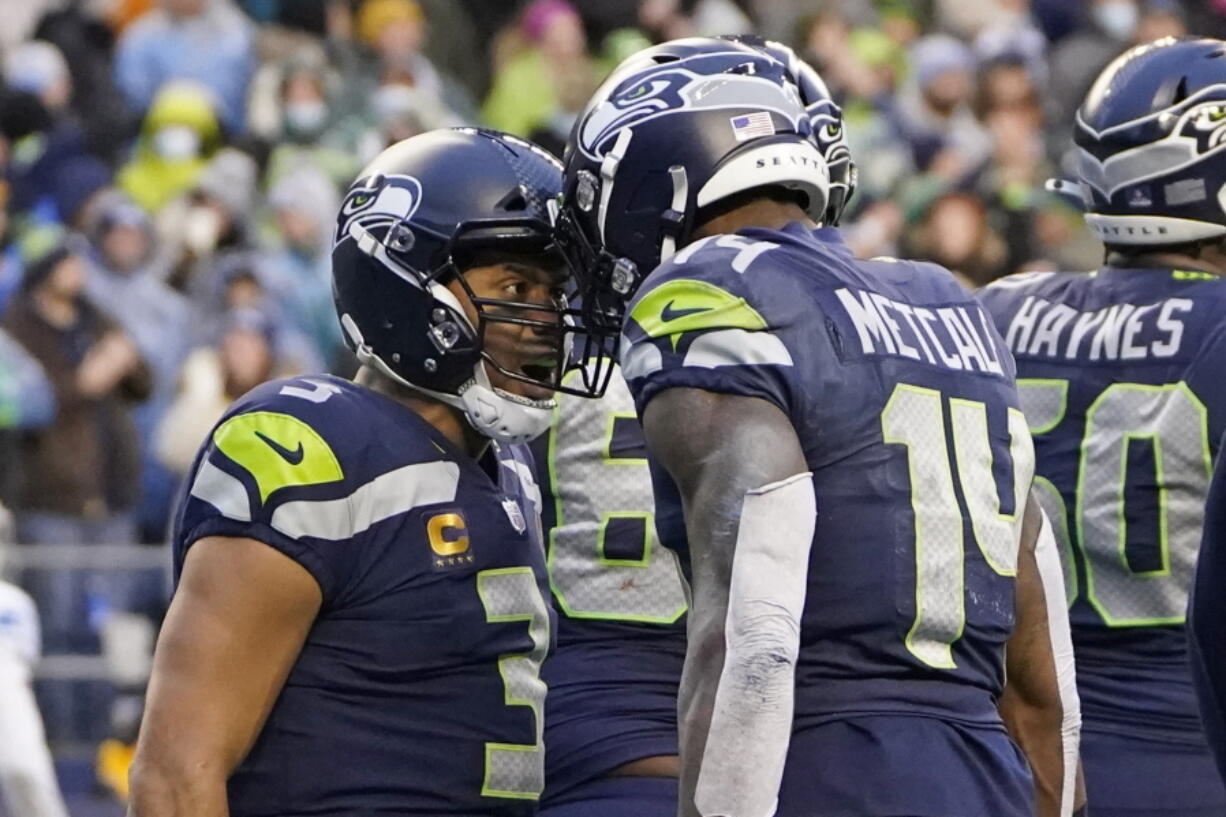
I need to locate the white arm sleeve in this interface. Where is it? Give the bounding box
[694,472,817,817]
[0,584,68,817]
[1034,510,1080,817]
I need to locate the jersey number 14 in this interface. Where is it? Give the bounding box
[882,384,1034,669]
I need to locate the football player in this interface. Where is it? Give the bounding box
[560,42,1079,817]
[536,36,858,817]
[1190,432,1226,787]
[127,129,611,816]
[980,37,1226,817]
[0,575,69,817]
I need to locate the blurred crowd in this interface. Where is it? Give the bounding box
[0,0,1222,802]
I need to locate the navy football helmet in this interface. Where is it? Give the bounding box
[1075,37,1226,246]
[332,128,615,444]
[722,35,857,226]
[557,39,830,329]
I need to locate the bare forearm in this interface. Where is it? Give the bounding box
[999,687,1063,817]
[127,758,229,817]
[677,623,725,817]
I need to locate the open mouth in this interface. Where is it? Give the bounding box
[519,353,559,385]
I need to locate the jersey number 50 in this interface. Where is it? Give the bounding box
[1018,380,1211,627]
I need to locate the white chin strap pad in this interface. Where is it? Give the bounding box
[695,472,816,817]
[1035,508,1081,817]
[459,382,554,444]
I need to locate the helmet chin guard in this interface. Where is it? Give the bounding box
[341,312,556,444]
[457,369,555,444]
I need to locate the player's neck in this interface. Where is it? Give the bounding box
[1106,247,1226,276]
[689,198,818,243]
[354,366,491,459]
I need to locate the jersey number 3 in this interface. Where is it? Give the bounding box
[882,384,1034,669]
[478,568,550,800]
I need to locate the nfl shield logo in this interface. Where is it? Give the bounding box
[502,498,527,534]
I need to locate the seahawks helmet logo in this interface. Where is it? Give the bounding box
[1077,92,1226,199]
[576,54,806,161]
[334,173,424,248]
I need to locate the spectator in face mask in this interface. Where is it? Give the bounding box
[156,146,258,297]
[114,0,256,133]
[117,80,221,214]
[260,57,368,191]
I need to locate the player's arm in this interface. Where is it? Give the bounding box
[641,387,815,817]
[1188,438,1226,788]
[998,494,1085,817]
[127,536,322,817]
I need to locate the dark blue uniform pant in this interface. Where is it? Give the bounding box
[1082,729,1226,817]
[538,776,676,817]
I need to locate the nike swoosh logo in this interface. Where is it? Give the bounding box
[255,431,305,465]
[660,300,711,322]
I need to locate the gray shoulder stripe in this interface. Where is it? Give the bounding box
[270,460,461,541]
[189,459,253,522]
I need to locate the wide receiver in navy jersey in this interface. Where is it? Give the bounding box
[535,36,858,817]
[127,129,612,817]
[560,41,1079,817]
[982,38,1226,817]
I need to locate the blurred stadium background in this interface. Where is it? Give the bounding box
[0,0,1219,813]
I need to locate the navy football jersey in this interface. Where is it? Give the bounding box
[981,269,1226,741]
[531,368,687,798]
[622,225,1035,817]
[172,374,554,817]
[981,268,1226,811]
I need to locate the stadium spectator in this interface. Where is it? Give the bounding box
[113,0,256,133]
[154,306,279,476]
[156,146,259,298]
[117,81,222,214]
[32,0,138,164]
[2,242,150,549]
[337,0,476,124]
[904,190,1009,288]
[83,190,188,397]
[895,34,991,179]
[3,41,72,119]
[260,166,345,368]
[257,54,367,190]
[482,0,603,148]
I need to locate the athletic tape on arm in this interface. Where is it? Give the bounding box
[1036,508,1080,817]
[695,472,817,817]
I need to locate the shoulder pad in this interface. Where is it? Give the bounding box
[208,377,352,504]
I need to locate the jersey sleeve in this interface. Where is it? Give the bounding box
[620,236,801,419]
[173,379,360,604]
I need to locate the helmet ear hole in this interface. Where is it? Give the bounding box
[497,191,528,212]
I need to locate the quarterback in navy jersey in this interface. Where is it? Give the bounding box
[534,36,858,817]
[559,41,1078,817]
[982,38,1226,817]
[127,129,612,816]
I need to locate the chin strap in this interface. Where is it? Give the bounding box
[456,363,555,444]
[342,313,556,445]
